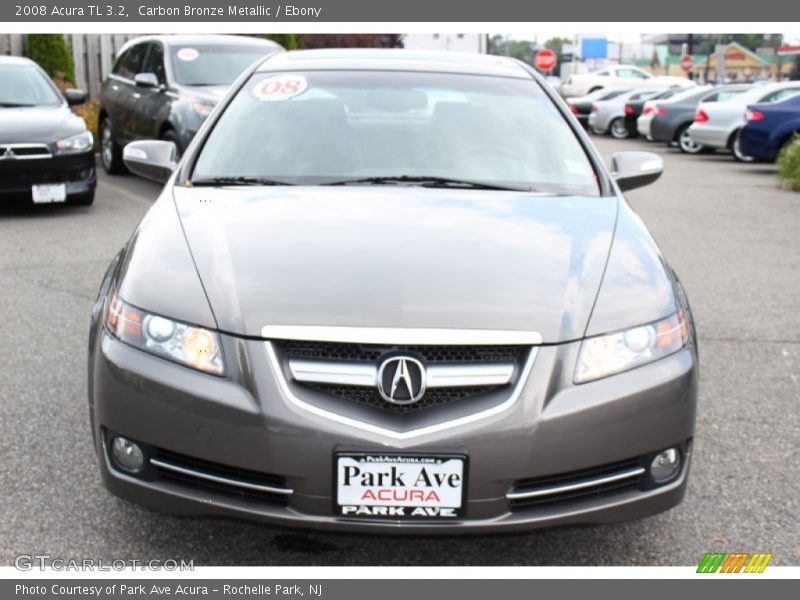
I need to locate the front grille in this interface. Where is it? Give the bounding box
[0,143,51,159]
[151,448,290,504]
[508,457,644,510]
[277,340,527,414]
[307,382,503,415]
[278,340,524,364]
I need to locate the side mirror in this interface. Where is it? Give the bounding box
[611,151,664,192]
[123,140,177,183]
[64,88,87,106]
[134,72,160,89]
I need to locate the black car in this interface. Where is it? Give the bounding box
[623,87,683,138]
[98,34,282,174]
[650,84,751,154]
[0,56,95,206]
[567,87,630,128]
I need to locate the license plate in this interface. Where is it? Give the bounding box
[336,453,467,519]
[32,183,66,204]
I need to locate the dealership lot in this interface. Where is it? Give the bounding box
[0,136,798,566]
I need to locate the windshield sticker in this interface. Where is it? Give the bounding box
[176,48,199,62]
[252,75,309,102]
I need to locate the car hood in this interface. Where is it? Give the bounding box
[0,105,85,144]
[171,186,619,343]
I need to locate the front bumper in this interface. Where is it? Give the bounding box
[90,331,698,533]
[0,150,96,201]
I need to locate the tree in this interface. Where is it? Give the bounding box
[544,37,572,56]
[26,34,75,85]
[297,34,404,49]
[265,34,299,50]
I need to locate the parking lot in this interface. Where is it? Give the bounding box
[1,135,798,566]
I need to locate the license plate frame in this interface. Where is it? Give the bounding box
[32,183,67,204]
[335,452,468,520]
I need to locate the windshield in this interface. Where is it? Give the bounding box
[0,64,61,107]
[169,45,272,86]
[192,70,599,195]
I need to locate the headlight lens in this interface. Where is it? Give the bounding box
[106,293,225,376]
[54,131,93,154]
[575,311,688,384]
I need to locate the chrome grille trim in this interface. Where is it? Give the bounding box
[506,467,645,500]
[266,341,538,440]
[0,143,52,160]
[262,325,542,346]
[289,359,514,389]
[150,458,294,496]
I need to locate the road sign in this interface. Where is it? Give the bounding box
[680,54,694,72]
[535,49,557,72]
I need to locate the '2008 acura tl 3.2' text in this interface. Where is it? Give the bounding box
[88,49,698,533]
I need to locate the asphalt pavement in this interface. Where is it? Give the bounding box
[1,138,798,566]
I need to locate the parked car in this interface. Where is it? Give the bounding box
[98,34,282,174]
[562,64,695,98]
[623,87,684,138]
[567,87,631,128]
[90,49,698,533]
[739,94,800,161]
[0,56,95,206]
[688,82,800,162]
[589,88,662,138]
[544,75,563,96]
[649,84,750,153]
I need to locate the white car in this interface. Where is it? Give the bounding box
[562,65,695,98]
[688,82,800,161]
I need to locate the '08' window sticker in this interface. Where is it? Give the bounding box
[252,74,309,102]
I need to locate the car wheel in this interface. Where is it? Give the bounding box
[677,125,704,154]
[609,118,629,139]
[99,118,126,174]
[730,130,755,163]
[69,191,95,206]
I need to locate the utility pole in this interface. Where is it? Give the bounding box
[687,33,694,80]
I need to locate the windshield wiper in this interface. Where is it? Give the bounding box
[0,102,36,107]
[321,175,531,192]
[190,176,295,187]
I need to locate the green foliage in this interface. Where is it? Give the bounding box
[265,34,299,50]
[26,34,75,85]
[776,134,800,191]
[545,37,572,56]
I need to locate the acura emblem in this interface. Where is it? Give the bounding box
[377,356,426,405]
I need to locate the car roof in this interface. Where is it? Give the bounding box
[118,34,281,55]
[256,49,532,79]
[0,55,37,67]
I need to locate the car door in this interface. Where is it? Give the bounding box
[113,42,149,145]
[131,42,169,140]
[616,67,651,89]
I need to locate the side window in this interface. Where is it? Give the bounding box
[764,88,800,103]
[702,92,719,103]
[112,49,129,77]
[142,43,166,85]
[595,70,609,77]
[618,68,649,79]
[119,43,148,80]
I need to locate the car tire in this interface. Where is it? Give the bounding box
[69,191,95,206]
[730,130,755,163]
[609,118,629,139]
[99,118,126,175]
[676,124,704,154]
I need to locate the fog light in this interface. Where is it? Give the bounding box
[650,448,681,482]
[111,436,144,473]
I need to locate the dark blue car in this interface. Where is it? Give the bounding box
[739,93,800,161]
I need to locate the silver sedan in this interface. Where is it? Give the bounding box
[588,89,662,138]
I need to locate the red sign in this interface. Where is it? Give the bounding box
[534,49,557,72]
[680,54,694,72]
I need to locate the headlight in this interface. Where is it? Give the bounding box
[193,102,214,118]
[54,131,93,154]
[105,293,225,376]
[575,311,688,384]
